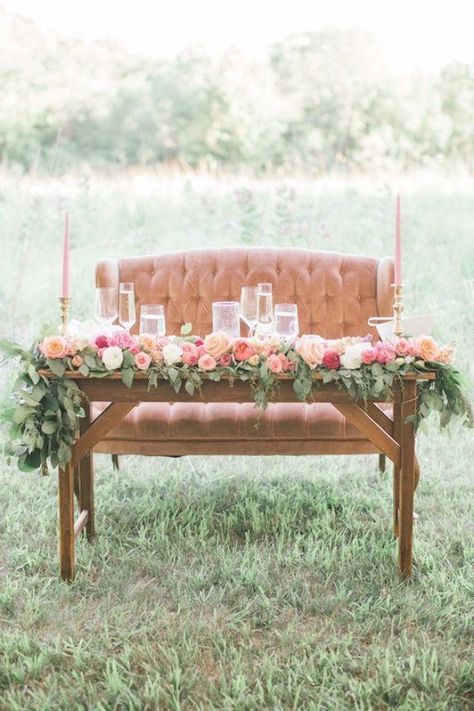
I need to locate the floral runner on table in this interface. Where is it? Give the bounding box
[0,327,472,474]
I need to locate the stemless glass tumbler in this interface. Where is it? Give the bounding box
[274,303,299,340]
[139,304,166,336]
[212,301,240,338]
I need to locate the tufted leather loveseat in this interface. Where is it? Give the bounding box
[92,247,394,458]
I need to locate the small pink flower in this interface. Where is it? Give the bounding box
[394,338,411,357]
[94,334,109,349]
[71,354,83,368]
[181,342,199,366]
[219,353,234,367]
[198,354,217,371]
[361,347,377,365]
[110,330,138,351]
[194,338,204,347]
[135,351,151,370]
[267,353,283,373]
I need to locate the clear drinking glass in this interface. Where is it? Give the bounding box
[139,304,166,336]
[240,286,258,335]
[95,287,118,325]
[212,301,240,338]
[256,282,273,336]
[118,282,136,330]
[274,303,299,340]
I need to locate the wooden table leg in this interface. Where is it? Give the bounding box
[79,405,95,540]
[398,380,417,579]
[58,462,75,581]
[393,395,402,538]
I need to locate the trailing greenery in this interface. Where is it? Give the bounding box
[1,334,471,475]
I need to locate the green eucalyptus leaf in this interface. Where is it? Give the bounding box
[122,368,134,389]
[46,358,66,377]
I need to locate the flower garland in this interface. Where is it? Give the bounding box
[0,327,472,474]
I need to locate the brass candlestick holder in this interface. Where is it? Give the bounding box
[58,296,71,335]
[392,284,404,338]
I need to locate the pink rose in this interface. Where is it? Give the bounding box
[375,343,396,364]
[394,338,411,357]
[267,353,283,373]
[94,334,109,349]
[361,347,377,365]
[181,342,199,366]
[233,339,257,362]
[198,354,217,371]
[295,336,325,369]
[204,332,234,359]
[197,345,207,358]
[40,335,68,360]
[280,355,296,372]
[71,354,83,368]
[135,351,151,370]
[219,353,234,366]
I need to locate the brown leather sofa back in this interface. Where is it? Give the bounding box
[96,248,394,339]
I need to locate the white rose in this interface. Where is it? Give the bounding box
[101,346,124,370]
[340,343,370,370]
[162,343,183,366]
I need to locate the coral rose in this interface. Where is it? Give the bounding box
[295,336,325,369]
[204,332,234,359]
[198,354,217,371]
[135,351,151,370]
[322,350,341,370]
[233,339,257,362]
[416,335,439,362]
[40,335,68,360]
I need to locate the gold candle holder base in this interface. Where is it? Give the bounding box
[58,297,71,335]
[392,284,404,338]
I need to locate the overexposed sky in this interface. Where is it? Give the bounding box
[3,0,473,71]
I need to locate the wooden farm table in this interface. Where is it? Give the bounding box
[46,371,436,582]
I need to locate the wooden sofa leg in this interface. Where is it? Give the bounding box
[378,454,386,473]
[58,463,75,581]
[111,454,120,471]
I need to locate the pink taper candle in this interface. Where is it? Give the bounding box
[394,194,402,286]
[61,212,70,298]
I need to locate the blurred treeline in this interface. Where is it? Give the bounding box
[1,7,473,174]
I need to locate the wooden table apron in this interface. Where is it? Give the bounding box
[53,372,435,582]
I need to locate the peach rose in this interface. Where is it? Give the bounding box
[198,354,217,371]
[40,335,68,360]
[150,348,164,365]
[71,354,83,368]
[416,335,439,362]
[437,343,455,365]
[138,333,156,352]
[267,353,283,373]
[204,332,234,359]
[233,339,257,362]
[295,336,325,369]
[135,351,152,370]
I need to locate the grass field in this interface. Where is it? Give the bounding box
[0,172,473,709]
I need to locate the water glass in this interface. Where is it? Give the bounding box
[95,287,118,325]
[240,286,258,334]
[212,301,240,338]
[274,303,299,340]
[256,282,273,336]
[140,304,166,336]
[118,282,136,330]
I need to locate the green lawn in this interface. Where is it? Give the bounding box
[0,172,473,709]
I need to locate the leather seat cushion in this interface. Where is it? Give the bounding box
[92,402,369,441]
